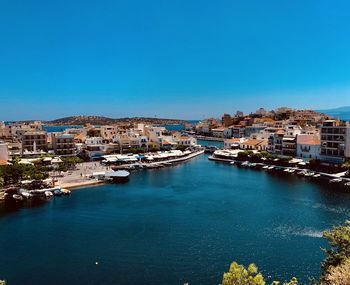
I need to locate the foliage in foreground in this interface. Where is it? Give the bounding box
[223,220,350,285]
[222,262,297,285]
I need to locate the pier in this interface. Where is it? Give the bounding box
[208,155,350,186]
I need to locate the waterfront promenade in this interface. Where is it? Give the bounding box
[55,150,204,189]
[208,155,350,183]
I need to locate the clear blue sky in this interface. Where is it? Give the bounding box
[1,0,350,120]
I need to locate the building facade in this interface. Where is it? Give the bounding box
[52,134,77,156]
[320,120,350,164]
[21,131,48,154]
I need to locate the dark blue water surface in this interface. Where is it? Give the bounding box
[43,125,83,133]
[197,139,224,148]
[1,155,350,285]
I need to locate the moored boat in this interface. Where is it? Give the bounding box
[61,188,71,195]
[329,178,342,184]
[54,189,63,196]
[13,194,23,201]
[45,191,53,198]
[105,170,130,182]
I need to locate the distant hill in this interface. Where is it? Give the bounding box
[317,106,350,121]
[44,116,186,126]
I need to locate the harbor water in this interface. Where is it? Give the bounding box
[1,154,350,284]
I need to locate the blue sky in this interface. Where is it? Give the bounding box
[1,0,350,120]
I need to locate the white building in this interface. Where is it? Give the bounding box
[85,137,104,145]
[211,128,225,138]
[146,126,166,145]
[296,134,321,160]
[172,133,197,146]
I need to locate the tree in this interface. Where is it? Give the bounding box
[222,262,298,285]
[237,150,253,161]
[251,153,263,162]
[176,144,188,151]
[321,221,350,279]
[222,262,265,285]
[61,156,83,170]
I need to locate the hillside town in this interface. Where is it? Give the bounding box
[195,107,350,165]
[0,107,350,167]
[0,122,197,162]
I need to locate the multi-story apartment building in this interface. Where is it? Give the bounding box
[268,130,284,155]
[281,136,297,157]
[211,128,225,138]
[52,134,76,156]
[229,126,246,138]
[320,120,350,164]
[21,131,47,154]
[245,124,268,138]
[101,125,118,142]
[85,137,105,159]
[146,126,166,145]
[10,122,42,139]
[113,132,149,152]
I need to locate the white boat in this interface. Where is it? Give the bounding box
[19,189,33,199]
[284,168,290,172]
[21,191,33,199]
[61,188,71,195]
[45,191,53,198]
[262,165,269,170]
[329,178,342,184]
[268,166,274,170]
[289,169,296,174]
[13,194,23,201]
[105,170,130,182]
[297,170,307,176]
[230,161,235,165]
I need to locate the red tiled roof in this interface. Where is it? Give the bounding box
[297,135,320,145]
